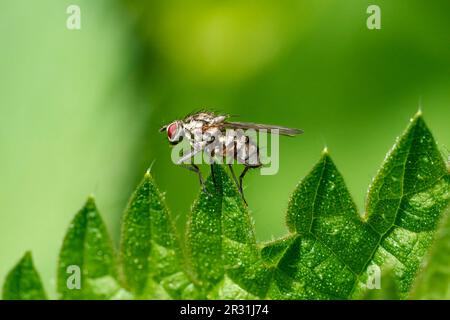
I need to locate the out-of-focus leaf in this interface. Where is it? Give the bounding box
[119,171,186,299]
[57,197,119,299]
[2,252,47,300]
[357,268,401,300]
[410,206,450,299]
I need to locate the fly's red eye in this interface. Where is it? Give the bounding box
[167,123,178,140]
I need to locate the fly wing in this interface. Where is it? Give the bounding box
[222,121,303,137]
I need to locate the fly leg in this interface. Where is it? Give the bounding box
[234,135,262,205]
[180,163,209,194]
[225,140,247,202]
[227,164,240,189]
[238,166,251,206]
[210,164,218,190]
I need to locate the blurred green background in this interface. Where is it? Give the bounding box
[0,0,449,297]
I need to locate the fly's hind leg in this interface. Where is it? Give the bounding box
[210,164,218,190]
[239,166,251,205]
[236,139,262,205]
[238,164,262,206]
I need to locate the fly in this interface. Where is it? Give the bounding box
[160,110,303,204]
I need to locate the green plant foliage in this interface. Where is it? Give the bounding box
[185,165,271,299]
[119,171,186,299]
[281,152,373,299]
[357,268,401,300]
[360,114,450,297]
[2,252,47,300]
[282,114,450,299]
[410,206,450,299]
[57,197,119,299]
[2,113,449,300]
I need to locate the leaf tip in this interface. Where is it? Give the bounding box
[144,162,157,181]
[85,195,97,209]
[148,159,156,173]
[414,108,423,119]
[22,251,33,262]
[407,110,430,136]
[142,160,157,181]
[143,170,156,188]
[416,105,423,116]
[410,108,426,126]
[319,148,334,165]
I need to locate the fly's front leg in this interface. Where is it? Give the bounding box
[192,164,207,193]
[180,163,209,195]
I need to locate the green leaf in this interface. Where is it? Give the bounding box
[410,205,450,299]
[278,113,449,299]
[2,252,47,300]
[119,171,186,299]
[185,165,271,299]
[280,152,371,299]
[57,197,119,299]
[361,114,450,297]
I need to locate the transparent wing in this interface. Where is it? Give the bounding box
[222,121,303,137]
